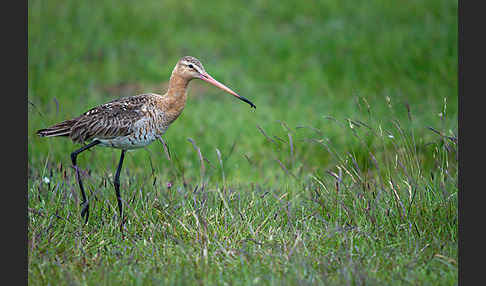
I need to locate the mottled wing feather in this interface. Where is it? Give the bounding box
[70,95,150,143]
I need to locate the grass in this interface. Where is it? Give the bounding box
[28,0,458,284]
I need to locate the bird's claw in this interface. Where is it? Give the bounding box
[119,217,127,233]
[80,201,90,224]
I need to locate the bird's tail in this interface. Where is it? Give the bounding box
[36,119,78,138]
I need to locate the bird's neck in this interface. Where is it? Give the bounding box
[167,72,190,99]
[160,72,192,122]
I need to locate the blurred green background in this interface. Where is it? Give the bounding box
[28,1,458,284]
[28,0,457,183]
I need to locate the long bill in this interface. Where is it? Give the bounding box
[199,72,256,109]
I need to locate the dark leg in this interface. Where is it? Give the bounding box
[71,140,100,224]
[114,150,126,230]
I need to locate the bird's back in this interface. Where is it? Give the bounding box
[37,93,169,149]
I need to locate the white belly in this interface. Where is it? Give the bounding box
[96,136,156,150]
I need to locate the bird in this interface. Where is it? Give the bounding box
[36,56,256,229]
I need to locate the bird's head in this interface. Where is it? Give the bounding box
[176,56,207,80]
[174,56,256,109]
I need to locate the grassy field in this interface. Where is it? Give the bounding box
[28,0,458,285]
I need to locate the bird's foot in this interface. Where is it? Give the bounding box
[80,201,90,224]
[119,217,127,239]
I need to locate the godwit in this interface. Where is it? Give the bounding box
[36,56,255,228]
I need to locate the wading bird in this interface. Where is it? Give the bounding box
[36,56,255,229]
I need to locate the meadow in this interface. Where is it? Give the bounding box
[28,0,458,284]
